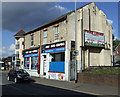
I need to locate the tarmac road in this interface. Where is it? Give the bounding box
[1,71,97,97]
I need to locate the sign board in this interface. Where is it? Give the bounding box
[42,41,65,53]
[24,53,38,57]
[44,41,65,49]
[84,30,105,47]
[72,50,79,56]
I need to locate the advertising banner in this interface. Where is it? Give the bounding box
[48,72,65,80]
[84,30,105,47]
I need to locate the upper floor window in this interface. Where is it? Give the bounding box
[43,30,47,44]
[16,51,19,58]
[16,41,20,49]
[31,35,34,46]
[22,41,24,45]
[54,26,59,41]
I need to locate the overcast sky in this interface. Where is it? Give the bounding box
[1,1,119,58]
[2,2,69,32]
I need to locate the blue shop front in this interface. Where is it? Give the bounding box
[23,48,40,77]
[40,41,66,80]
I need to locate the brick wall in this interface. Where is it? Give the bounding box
[78,73,120,87]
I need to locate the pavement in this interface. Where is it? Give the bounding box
[31,76,119,96]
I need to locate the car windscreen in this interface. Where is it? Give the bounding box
[16,70,27,74]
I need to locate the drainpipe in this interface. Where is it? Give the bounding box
[80,8,83,73]
[37,30,41,75]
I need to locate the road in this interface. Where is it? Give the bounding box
[1,71,97,97]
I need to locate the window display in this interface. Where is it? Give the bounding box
[24,57,30,69]
[31,57,38,70]
[50,52,65,62]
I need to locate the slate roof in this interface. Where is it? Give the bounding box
[14,29,26,38]
[115,43,120,51]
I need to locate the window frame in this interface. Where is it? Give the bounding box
[54,26,59,41]
[43,30,47,44]
[31,35,34,46]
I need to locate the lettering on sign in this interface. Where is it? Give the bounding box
[44,41,65,50]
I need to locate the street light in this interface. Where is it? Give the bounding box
[75,0,77,83]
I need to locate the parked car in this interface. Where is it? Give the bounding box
[7,69,31,83]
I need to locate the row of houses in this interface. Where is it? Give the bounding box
[14,2,113,81]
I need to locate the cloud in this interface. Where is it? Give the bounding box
[0,44,15,58]
[2,2,69,33]
[112,29,116,33]
[9,43,15,51]
[55,5,69,12]
[107,19,113,25]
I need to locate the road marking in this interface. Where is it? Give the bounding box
[34,81,103,95]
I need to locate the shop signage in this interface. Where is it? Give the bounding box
[42,41,65,53]
[71,41,75,51]
[84,30,105,47]
[25,50,38,54]
[44,47,65,53]
[45,41,65,49]
[24,53,38,57]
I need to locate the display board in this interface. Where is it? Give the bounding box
[84,30,105,47]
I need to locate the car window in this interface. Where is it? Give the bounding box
[10,69,14,73]
[16,70,27,74]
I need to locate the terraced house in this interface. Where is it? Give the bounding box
[14,29,25,69]
[22,2,113,81]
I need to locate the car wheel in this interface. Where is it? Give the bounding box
[14,78,18,83]
[7,76,10,81]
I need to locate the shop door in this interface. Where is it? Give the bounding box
[43,55,47,75]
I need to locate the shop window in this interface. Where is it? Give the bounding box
[31,57,38,70]
[54,26,59,41]
[31,35,34,46]
[24,57,30,69]
[43,30,47,44]
[50,52,65,62]
[49,52,65,72]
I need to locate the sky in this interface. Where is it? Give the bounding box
[1,1,119,58]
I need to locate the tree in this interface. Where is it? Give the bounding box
[113,39,120,50]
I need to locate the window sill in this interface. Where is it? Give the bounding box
[48,71,65,73]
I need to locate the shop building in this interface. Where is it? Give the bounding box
[14,29,25,69]
[23,30,40,77]
[23,2,113,81]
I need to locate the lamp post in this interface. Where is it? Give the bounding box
[75,0,77,83]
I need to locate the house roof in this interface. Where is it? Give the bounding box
[24,2,94,36]
[115,43,120,51]
[14,29,26,38]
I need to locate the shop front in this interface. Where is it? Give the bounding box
[23,48,39,77]
[41,41,66,80]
